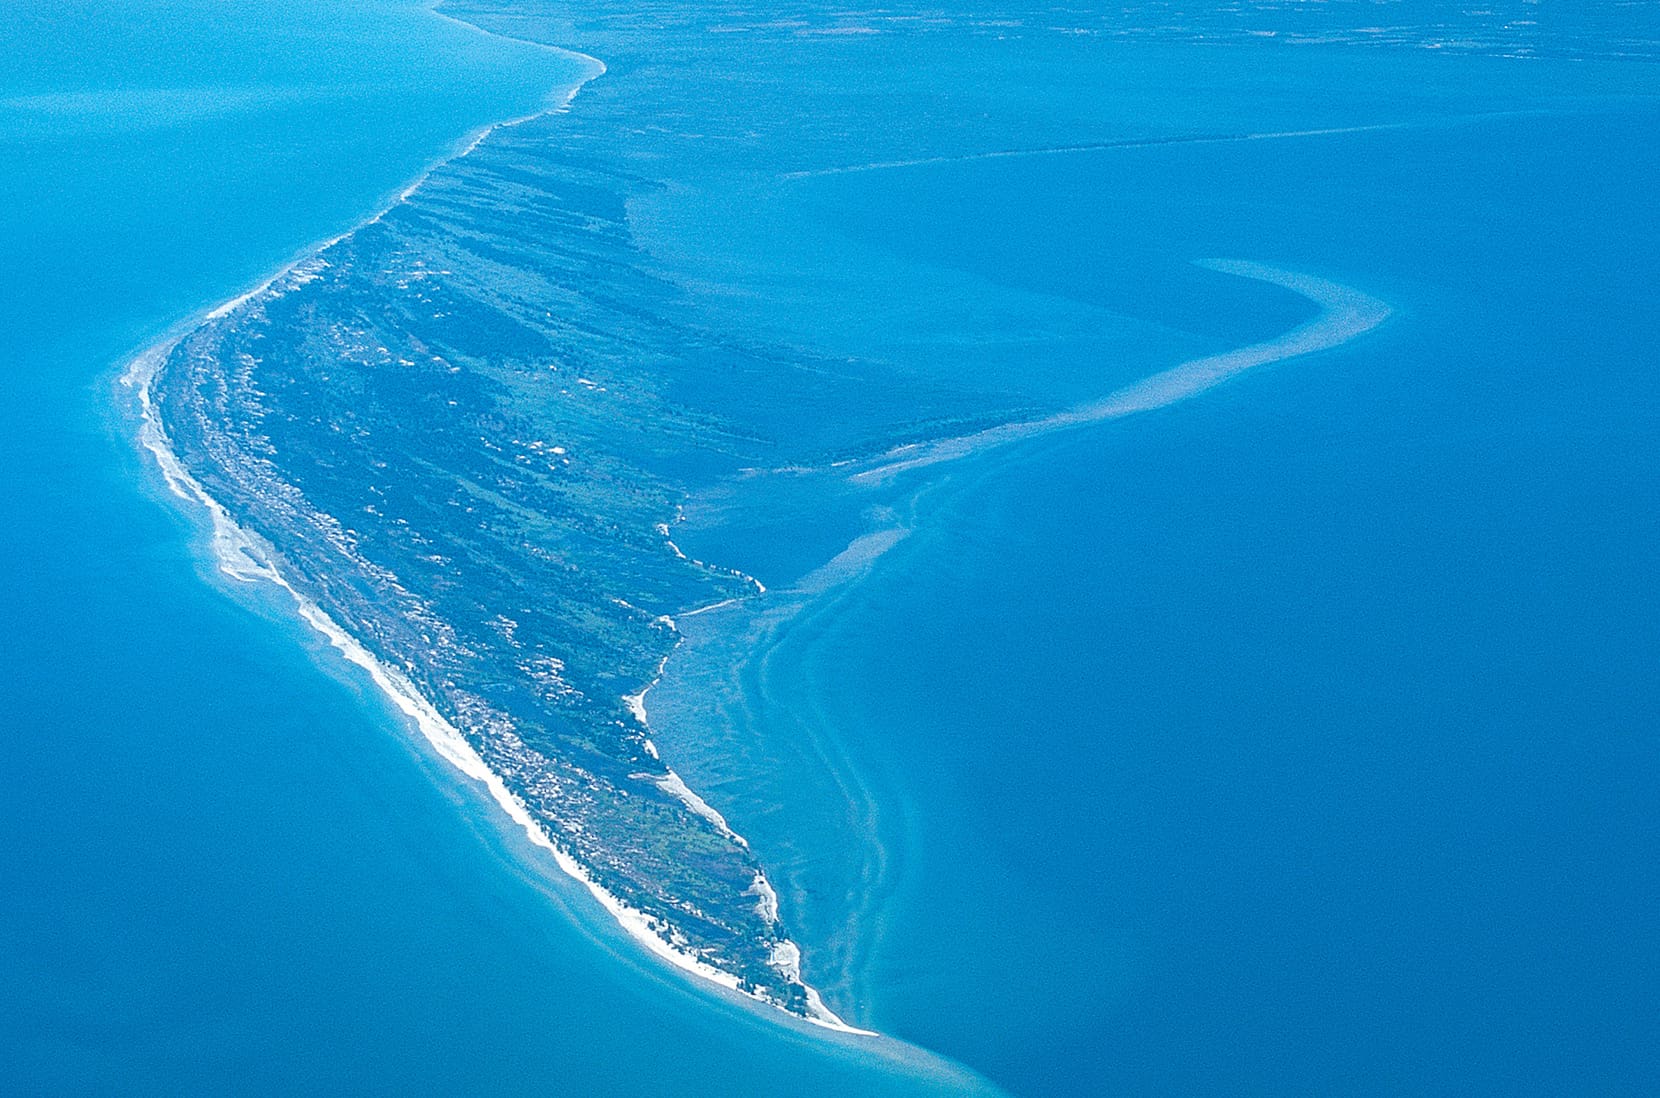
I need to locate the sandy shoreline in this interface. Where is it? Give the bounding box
[112,19,869,1038]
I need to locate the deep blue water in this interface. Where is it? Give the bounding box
[681,105,1660,1092]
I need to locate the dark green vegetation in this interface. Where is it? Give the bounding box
[153,122,919,1011]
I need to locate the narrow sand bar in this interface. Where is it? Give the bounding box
[854,259,1392,484]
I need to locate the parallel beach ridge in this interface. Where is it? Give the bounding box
[120,0,1392,1036]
